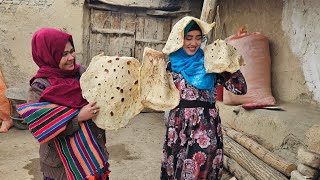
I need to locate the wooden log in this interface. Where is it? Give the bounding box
[297,163,319,178]
[290,170,307,180]
[223,155,256,180]
[146,10,191,17]
[91,27,134,36]
[224,127,297,176]
[224,136,288,180]
[297,147,320,169]
[200,0,218,23]
[200,0,218,43]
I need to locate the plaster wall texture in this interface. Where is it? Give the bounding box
[0,0,85,90]
[282,0,320,103]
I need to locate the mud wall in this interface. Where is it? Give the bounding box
[0,0,85,89]
[216,0,319,104]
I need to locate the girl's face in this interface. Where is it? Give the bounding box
[182,30,202,56]
[59,41,75,70]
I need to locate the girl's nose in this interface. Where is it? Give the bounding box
[190,39,197,45]
[67,56,75,62]
[67,52,75,60]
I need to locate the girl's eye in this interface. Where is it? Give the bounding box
[62,49,75,57]
[62,52,69,57]
[70,49,75,54]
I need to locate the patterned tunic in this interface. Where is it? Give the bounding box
[161,69,247,180]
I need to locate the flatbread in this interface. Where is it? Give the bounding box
[140,47,180,111]
[204,39,244,73]
[80,54,143,130]
[162,16,215,55]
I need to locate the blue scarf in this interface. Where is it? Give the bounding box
[169,48,216,95]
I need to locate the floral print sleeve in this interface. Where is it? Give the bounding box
[216,70,247,95]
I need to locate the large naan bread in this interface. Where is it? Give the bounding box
[204,39,245,73]
[140,47,180,111]
[80,54,143,130]
[162,16,215,55]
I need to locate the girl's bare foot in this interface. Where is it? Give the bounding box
[0,119,13,133]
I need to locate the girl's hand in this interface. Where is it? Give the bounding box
[77,101,100,122]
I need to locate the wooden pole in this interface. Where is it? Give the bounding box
[223,155,256,180]
[200,0,218,23]
[224,136,288,180]
[200,0,218,43]
[224,127,297,176]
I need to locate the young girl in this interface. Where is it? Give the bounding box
[161,17,247,180]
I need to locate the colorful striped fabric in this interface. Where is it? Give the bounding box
[16,102,110,180]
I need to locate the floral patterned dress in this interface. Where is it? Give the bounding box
[161,68,247,180]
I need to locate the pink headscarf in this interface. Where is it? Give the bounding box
[30,28,88,108]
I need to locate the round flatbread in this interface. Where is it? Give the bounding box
[204,39,244,73]
[140,47,180,111]
[80,54,143,130]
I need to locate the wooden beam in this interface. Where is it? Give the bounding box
[146,10,191,17]
[91,27,135,36]
[135,38,166,44]
[200,0,218,23]
[87,3,119,11]
[200,0,218,43]
[223,155,256,180]
[224,136,288,180]
[224,127,296,177]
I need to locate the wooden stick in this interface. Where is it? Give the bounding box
[224,127,297,176]
[297,147,320,169]
[224,136,288,180]
[223,155,256,180]
[200,0,218,23]
[200,0,218,43]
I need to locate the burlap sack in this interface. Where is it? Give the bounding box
[223,28,276,106]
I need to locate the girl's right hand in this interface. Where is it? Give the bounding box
[77,101,100,122]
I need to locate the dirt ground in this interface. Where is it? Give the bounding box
[0,112,232,180]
